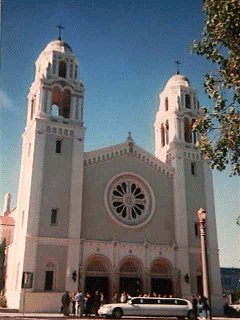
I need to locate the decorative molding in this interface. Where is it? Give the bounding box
[84,141,173,178]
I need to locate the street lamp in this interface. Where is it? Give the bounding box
[197,208,212,320]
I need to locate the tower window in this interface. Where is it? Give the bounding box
[191,162,196,175]
[58,60,67,78]
[70,64,73,78]
[30,97,36,120]
[161,124,165,147]
[51,87,71,119]
[192,119,197,144]
[185,94,191,109]
[165,120,169,145]
[184,117,192,143]
[55,140,62,154]
[51,104,59,117]
[51,208,58,225]
[74,65,78,79]
[165,97,169,111]
[194,222,199,236]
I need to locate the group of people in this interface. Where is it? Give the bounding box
[61,290,105,317]
[61,290,210,319]
[191,295,210,320]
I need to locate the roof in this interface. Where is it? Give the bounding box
[43,39,73,54]
[164,73,191,88]
[0,215,15,226]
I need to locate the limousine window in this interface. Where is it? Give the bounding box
[177,299,188,305]
[131,298,189,305]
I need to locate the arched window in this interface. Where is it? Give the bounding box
[74,65,78,79]
[184,117,192,143]
[60,89,71,118]
[58,60,67,78]
[192,119,197,144]
[51,86,71,119]
[50,104,59,117]
[44,262,55,291]
[52,86,61,107]
[185,94,191,109]
[165,97,169,111]
[165,120,169,145]
[30,97,36,120]
[161,124,165,147]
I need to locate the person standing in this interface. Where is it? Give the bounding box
[61,290,71,316]
[112,292,118,303]
[94,290,101,315]
[85,292,93,317]
[75,289,84,317]
[198,295,209,320]
[191,295,198,319]
[71,292,76,315]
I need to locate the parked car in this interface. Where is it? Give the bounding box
[98,296,196,319]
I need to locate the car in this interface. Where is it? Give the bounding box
[98,296,196,319]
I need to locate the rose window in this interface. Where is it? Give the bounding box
[105,174,154,227]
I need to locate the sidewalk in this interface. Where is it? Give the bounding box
[0,312,239,320]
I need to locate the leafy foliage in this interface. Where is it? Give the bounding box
[192,0,240,175]
[237,215,240,226]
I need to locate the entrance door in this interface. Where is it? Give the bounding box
[151,278,173,296]
[85,276,109,301]
[119,277,141,296]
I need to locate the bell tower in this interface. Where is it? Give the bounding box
[5,38,85,311]
[154,73,199,162]
[154,73,222,308]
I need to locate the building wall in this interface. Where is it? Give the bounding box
[39,135,73,238]
[82,155,174,244]
[184,158,206,247]
[34,244,67,291]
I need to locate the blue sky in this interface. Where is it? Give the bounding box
[0,0,239,267]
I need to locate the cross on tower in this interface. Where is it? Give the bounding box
[175,60,181,74]
[57,23,64,40]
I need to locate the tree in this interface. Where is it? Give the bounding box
[192,0,240,175]
[237,215,240,226]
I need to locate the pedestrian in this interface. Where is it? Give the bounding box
[197,295,209,320]
[112,292,118,303]
[94,290,101,315]
[61,290,71,316]
[85,292,93,317]
[75,289,85,317]
[191,295,198,319]
[71,291,76,315]
[120,292,127,303]
[100,292,105,305]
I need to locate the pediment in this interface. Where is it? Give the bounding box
[84,141,173,178]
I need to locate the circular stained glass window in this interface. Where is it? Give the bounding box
[105,173,155,227]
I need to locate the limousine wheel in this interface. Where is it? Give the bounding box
[112,308,123,319]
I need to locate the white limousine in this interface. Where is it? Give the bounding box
[98,297,196,319]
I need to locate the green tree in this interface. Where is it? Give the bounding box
[237,215,240,226]
[192,0,240,175]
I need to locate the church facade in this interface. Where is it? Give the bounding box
[5,38,223,313]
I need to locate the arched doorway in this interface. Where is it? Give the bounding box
[119,257,143,296]
[84,255,111,302]
[150,259,173,296]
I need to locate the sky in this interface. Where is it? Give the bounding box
[0,0,239,268]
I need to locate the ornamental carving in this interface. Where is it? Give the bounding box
[105,173,155,228]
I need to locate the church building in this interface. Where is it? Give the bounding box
[4,37,223,313]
